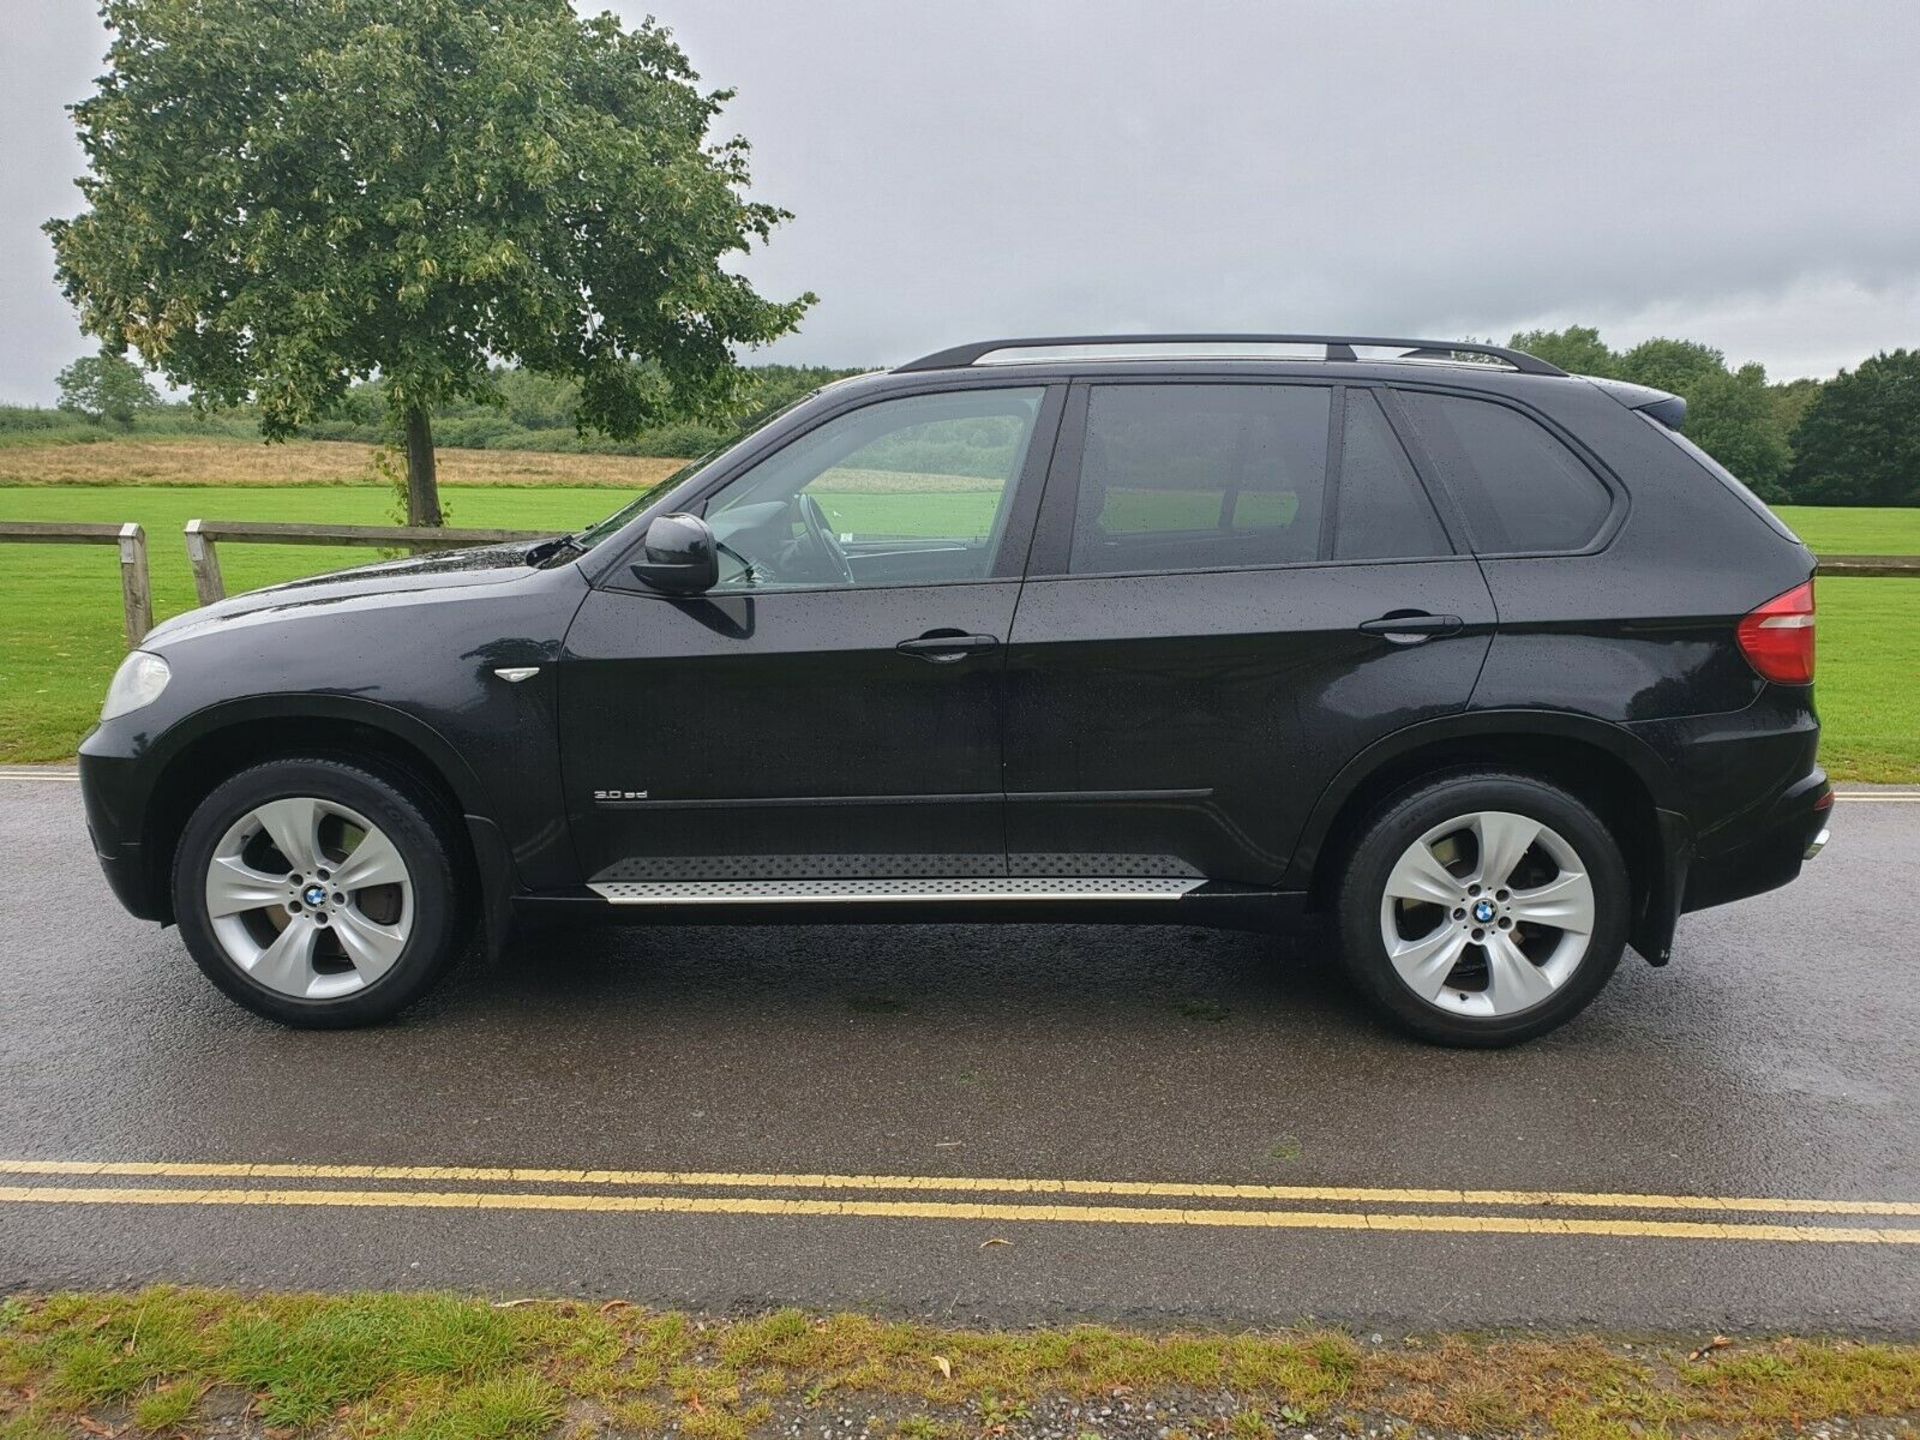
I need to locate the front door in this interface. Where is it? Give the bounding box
[1003,380,1497,885]
[560,384,1061,886]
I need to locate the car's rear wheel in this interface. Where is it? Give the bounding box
[171,758,465,1027]
[1336,771,1629,1046]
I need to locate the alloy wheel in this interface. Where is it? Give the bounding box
[1377,809,1596,1017]
[203,796,414,1000]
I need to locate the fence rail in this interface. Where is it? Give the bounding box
[0,521,152,647]
[1817,554,1920,577]
[184,518,559,605]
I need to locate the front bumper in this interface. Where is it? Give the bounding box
[1682,767,1832,913]
[78,737,168,922]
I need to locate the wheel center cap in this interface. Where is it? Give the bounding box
[302,884,329,909]
[1473,899,1497,924]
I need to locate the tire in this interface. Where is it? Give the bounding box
[171,758,466,1027]
[1335,770,1630,1047]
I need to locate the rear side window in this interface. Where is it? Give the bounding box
[1334,391,1452,561]
[1070,383,1330,574]
[1393,390,1611,553]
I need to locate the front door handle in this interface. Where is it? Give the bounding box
[1358,612,1464,645]
[896,631,1000,664]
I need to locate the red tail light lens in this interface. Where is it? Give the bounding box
[1737,580,1815,685]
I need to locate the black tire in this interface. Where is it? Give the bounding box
[1335,770,1630,1047]
[171,758,466,1027]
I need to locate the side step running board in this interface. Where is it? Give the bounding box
[587,877,1205,905]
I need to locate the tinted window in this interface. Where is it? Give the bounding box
[1393,390,1610,553]
[1334,391,1452,560]
[1070,384,1331,574]
[703,388,1042,589]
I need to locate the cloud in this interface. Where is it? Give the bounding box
[3,0,1914,403]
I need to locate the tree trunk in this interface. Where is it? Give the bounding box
[403,404,443,527]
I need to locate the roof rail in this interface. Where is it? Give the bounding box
[894,334,1567,377]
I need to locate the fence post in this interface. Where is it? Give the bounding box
[184,518,227,605]
[117,522,153,648]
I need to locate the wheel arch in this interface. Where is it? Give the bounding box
[138,696,497,927]
[1293,710,1687,963]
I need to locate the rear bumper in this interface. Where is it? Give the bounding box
[1682,767,1832,913]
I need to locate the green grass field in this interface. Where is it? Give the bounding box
[1,483,1915,778]
[1775,504,1920,555]
[0,485,629,762]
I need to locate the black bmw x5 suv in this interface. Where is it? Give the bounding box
[79,334,1831,1045]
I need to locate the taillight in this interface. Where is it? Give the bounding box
[1737,580,1815,685]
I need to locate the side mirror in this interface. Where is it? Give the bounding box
[630,512,719,595]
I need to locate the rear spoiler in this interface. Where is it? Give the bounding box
[1582,375,1687,431]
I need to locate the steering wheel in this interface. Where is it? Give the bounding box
[798,493,856,586]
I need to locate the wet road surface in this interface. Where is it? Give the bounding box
[2,774,1916,1333]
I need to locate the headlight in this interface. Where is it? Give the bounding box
[101,650,171,722]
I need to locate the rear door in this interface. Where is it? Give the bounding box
[1001,379,1496,885]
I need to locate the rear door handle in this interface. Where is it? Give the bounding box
[896,631,1000,663]
[1358,612,1464,644]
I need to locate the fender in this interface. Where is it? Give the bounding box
[148,692,497,821]
[1283,707,1683,891]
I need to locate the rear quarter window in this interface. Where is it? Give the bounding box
[1393,389,1612,554]
[1642,413,1804,545]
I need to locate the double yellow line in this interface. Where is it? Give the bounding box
[3,1159,1919,1245]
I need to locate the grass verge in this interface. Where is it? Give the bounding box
[2,1290,1918,1440]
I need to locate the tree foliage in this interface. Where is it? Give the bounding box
[1508,325,1617,379]
[1787,349,1920,507]
[55,350,159,428]
[1508,326,1797,501]
[47,0,814,522]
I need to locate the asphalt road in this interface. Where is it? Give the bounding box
[2,773,1917,1335]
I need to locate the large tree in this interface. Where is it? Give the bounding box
[47,0,813,524]
[1786,349,1920,506]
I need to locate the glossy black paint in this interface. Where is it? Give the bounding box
[630,512,720,595]
[79,351,1828,970]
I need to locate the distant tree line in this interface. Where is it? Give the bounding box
[15,357,867,460]
[1509,326,1919,506]
[17,333,1920,508]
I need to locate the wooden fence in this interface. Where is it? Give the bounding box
[5,514,1917,654]
[0,521,153,646]
[1816,555,1920,577]
[183,517,560,605]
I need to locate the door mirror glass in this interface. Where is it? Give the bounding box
[630,512,719,594]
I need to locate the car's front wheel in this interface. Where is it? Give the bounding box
[1336,771,1630,1047]
[171,758,466,1027]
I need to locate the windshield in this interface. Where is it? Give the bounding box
[564,389,825,555]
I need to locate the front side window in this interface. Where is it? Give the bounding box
[1392,390,1611,553]
[702,388,1043,590]
[1069,383,1332,574]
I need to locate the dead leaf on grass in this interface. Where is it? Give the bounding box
[1689,1336,1734,1362]
[933,1355,953,1380]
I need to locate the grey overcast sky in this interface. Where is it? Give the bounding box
[3,0,1917,405]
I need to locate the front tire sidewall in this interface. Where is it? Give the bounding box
[172,760,462,1028]
[1338,774,1630,1048]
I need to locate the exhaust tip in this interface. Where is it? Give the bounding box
[1805,827,1831,860]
